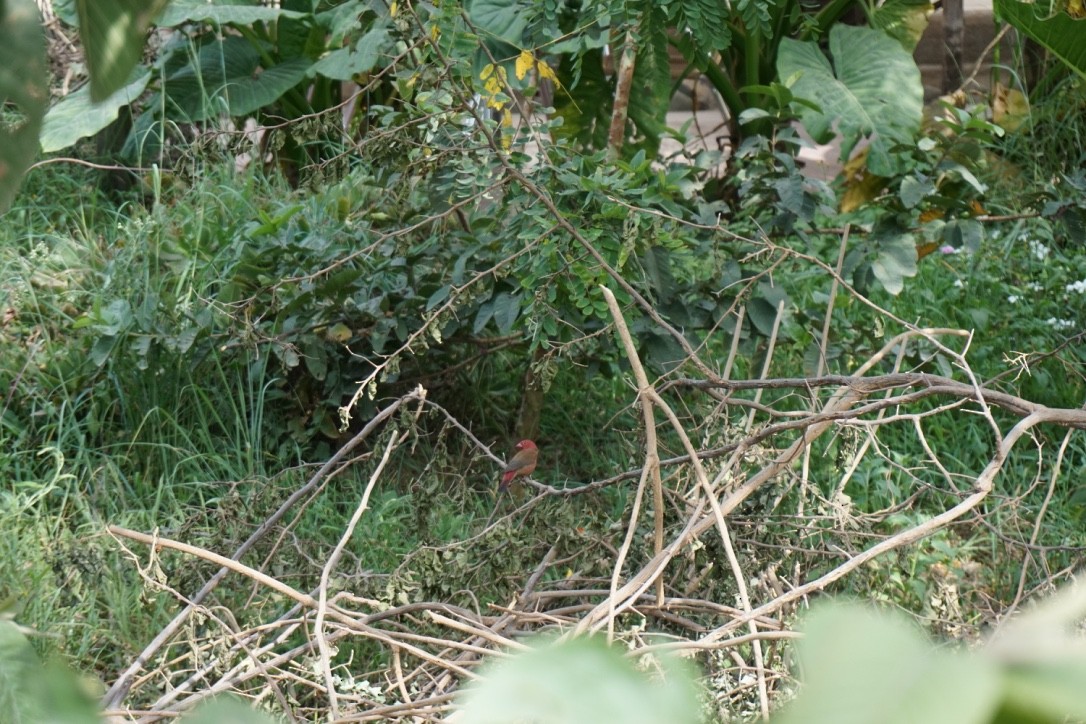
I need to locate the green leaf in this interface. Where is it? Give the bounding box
[40,68,152,153]
[871,227,918,295]
[778,25,923,176]
[644,246,677,305]
[313,26,391,80]
[426,285,451,311]
[774,175,817,221]
[776,603,1001,724]
[456,637,701,724]
[157,0,306,27]
[473,301,494,335]
[492,292,520,334]
[76,0,170,101]
[468,0,535,46]
[0,0,48,211]
[163,38,311,121]
[899,175,934,208]
[0,622,100,724]
[995,0,1086,79]
[870,0,936,52]
[943,219,983,254]
[747,282,789,337]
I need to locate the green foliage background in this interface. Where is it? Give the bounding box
[2,0,1086,721]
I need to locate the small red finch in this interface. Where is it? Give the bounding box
[499,439,538,491]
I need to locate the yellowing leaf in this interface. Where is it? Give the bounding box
[515,50,534,81]
[991,83,1029,132]
[536,58,558,85]
[916,241,941,260]
[838,147,885,213]
[501,109,513,150]
[326,323,353,343]
[480,63,495,81]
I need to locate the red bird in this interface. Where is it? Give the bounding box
[499,439,538,492]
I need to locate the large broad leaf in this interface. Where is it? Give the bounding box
[778,24,923,176]
[870,0,935,52]
[0,0,47,211]
[0,621,100,724]
[456,638,701,724]
[76,0,170,101]
[157,0,305,27]
[313,25,393,81]
[995,0,1086,79]
[467,0,535,46]
[776,603,1001,724]
[163,37,311,121]
[40,69,152,153]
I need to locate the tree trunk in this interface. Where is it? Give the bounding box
[942,0,964,93]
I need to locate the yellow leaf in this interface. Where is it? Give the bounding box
[838,148,884,213]
[326,323,353,343]
[480,63,495,81]
[916,241,941,260]
[515,50,534,81]
[991,82,1029,132]
[501,109,512,151]
[429,24,440,41]
[390,0,398,16]
[536,57,559,86]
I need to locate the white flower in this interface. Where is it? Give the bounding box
[1065,279,1086,294]
[1027,239,1049,261]
[1007,294,1020,304]
[953,279,964,288]
[1046,318,1076,331]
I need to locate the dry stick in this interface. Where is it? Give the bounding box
[601,286,770,720]
[571,329,963,636]
[329,693,457,723]
[102,389,422,708]
[830,343,910,503]
[722,306,746,381]
[801,227,850,525]
[696,410,1051,647]
[155,633,355,723]
[108,526,317,608]
[148,616,307,714]
[599,286,663,642]
[607,27,638,159]
[412,544,558,700]
[316,431,407,719]
[1007,426,1076,617]
[743,300,786,435]
[425,611,529,652]
[638,629,802,656]
[114,524,480,716]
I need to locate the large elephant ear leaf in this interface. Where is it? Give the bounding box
[0,0,48,212]
[995,0,1086,79]
[76,0,170,101]
[778,24,923,177]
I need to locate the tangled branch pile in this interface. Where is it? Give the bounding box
[100,287,1086,720]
